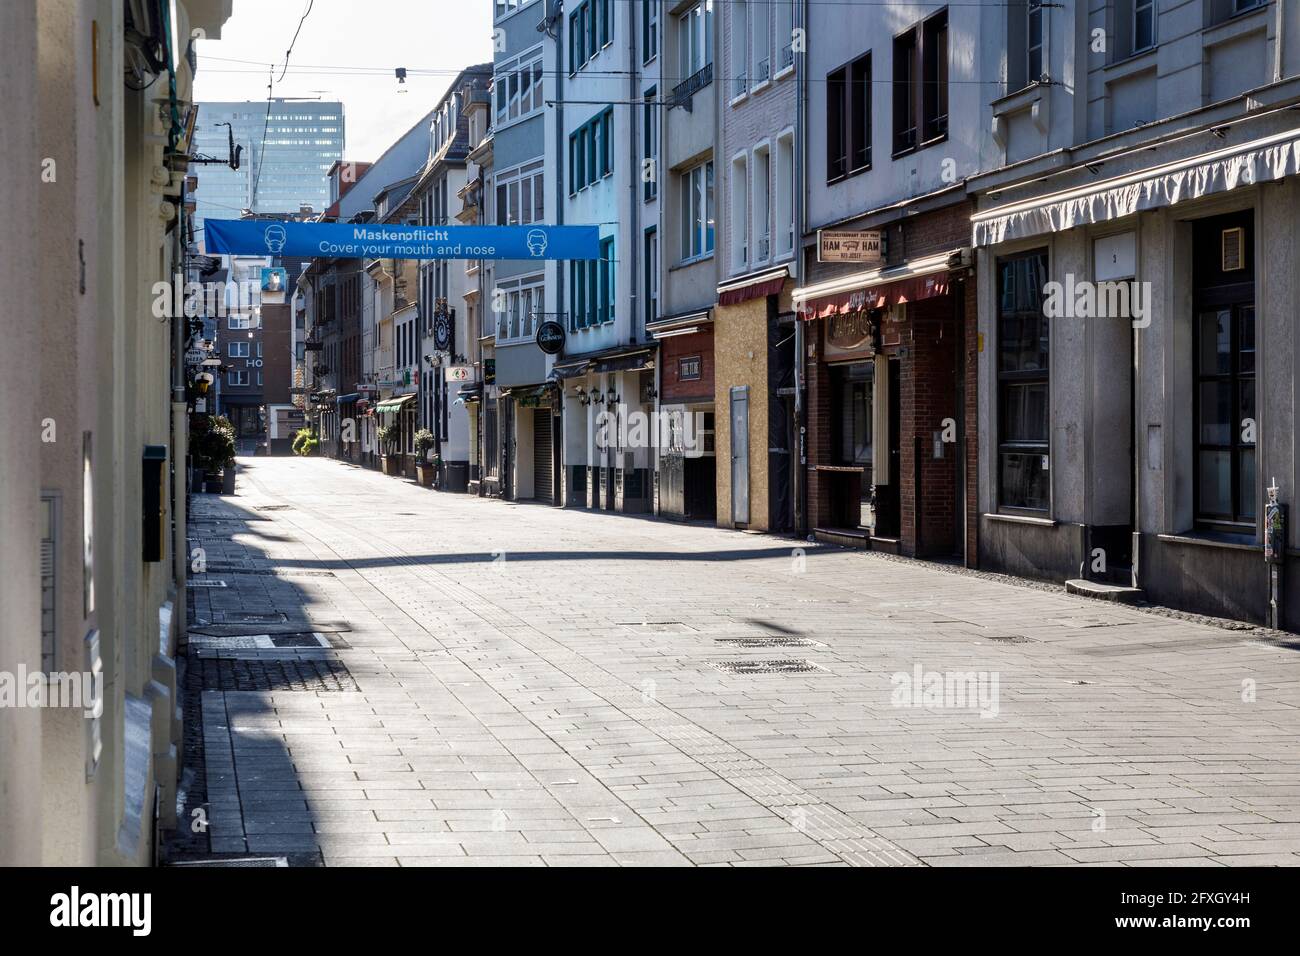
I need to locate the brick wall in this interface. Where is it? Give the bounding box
[660,326,715,404]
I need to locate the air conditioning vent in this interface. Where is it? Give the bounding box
[1222,227,1245,272]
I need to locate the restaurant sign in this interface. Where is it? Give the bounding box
[818,229,882,265]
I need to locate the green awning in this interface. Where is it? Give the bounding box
[375,393,416,413]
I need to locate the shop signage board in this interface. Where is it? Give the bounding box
[818,229,882,265]
[445,366,473,383]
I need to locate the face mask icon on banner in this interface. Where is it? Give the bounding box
[526,229,548,257]
[264,224,287,254]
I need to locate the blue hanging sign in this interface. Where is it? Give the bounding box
[203,219,601,260]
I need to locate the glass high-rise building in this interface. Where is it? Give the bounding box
[192,99,345,247]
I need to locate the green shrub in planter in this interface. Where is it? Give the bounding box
[413,428,436,463]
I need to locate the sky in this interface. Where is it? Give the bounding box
[192,0,494,161]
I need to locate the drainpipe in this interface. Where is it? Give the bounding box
[1276,0,1286,84]
[793,0,808,536]
[172,195,188,607]
[628,0,643,510]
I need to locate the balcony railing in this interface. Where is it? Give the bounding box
[780,43,794,71]
[732,71,748,100]
[755,57,770,84]
[672,62,713,111]
[757,233,770,262]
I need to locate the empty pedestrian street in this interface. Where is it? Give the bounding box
[175,455,1300,867]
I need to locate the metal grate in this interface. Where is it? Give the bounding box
[255,504,292,511]
[710,659,828,675]
[984,635,1035,644]
[186,579,227,588]
[715,637,826,648]
[169,856,288,867]
[189,656,359,692]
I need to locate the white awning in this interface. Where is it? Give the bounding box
[972,127,1300,248]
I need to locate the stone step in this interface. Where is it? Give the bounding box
[1065,578,1145,604]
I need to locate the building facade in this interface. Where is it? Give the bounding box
[970,0,1300,624]
[0,0,234,866]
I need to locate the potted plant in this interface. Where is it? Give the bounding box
[190,416,236,493]
[377,423,400,476]
[413,429,437,487]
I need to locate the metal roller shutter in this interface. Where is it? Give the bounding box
[533,408,554,504]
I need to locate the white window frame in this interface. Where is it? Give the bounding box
[228,340,250,358]
[495,159,545,225]
[681,159,715,263]
[730,151,749,273]
[751,0,771,89]
[774,127,795,259]
[775,0,796,77]
[493,45,544,130]
[732,0,749,100]
[494,273,545,344]
[752,141,771,265]
[228,314,251,330]
[678,1,713,82]
[227,369,249,386]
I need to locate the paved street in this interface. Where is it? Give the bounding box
[176,455,1300,867]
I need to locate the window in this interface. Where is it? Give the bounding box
[775,130,795,258]
[1027,1,1043,82]
[776,0,795,72]
[751,0,770,85]
[497,277,544,341]
[644,227,658,325]
[732,0,749,99]
[921,11,948,142]
[997,250,1050,512]
[730,153,748,271]
[827,51,872,182]
[681,160,714,261]
[569,0,610,72]
[1134,0,1155,51]
[494,48,544,126]
[228,340,249,358]
[753,144,770,263]
[892,30,917,154]
[893,9,946,155]
[495,161,544,225]
[643,0,658,62]
[227,369,249,386]
[1195,304,1256,528]
[568,109,613,192]
[228,314,251,330]
[599,237,615,325]
[643,88,658,201]
[826,66,847,180]
[679,1,714,81]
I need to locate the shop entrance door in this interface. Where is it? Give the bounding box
[874,359,902,538]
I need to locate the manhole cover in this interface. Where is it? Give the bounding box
[710,659,828,675]
[255,505,292,511]
[617,621,693,632]
[715,637,826,648]
[985,635,1035,644]
[189,632,331,650]
[169,857,288,867]
[186,579,227,588]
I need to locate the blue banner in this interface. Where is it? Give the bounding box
[203,219,601,260]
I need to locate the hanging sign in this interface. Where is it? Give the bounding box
[536,320,566,355]
[204,219,602,260]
